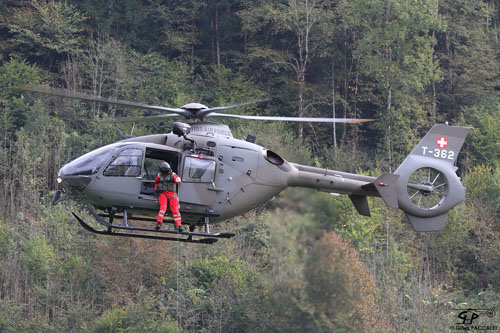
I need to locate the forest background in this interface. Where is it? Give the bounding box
[0,0,499,331]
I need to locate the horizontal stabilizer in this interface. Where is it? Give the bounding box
[362,173,400,209]
[349,195,370,217]
[406,213,448,232]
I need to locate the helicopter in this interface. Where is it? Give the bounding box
[20,86,470,244]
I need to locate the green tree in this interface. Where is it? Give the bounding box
[348,0,445,170]
[183,256,265,332]
[437,0,500,119]
[458,97,500,169]
[67,0,161,54]
[267,230,391,332]
[2,0,87,67]
[91,291,181,333]
[152,0,205,73]
[239,0,330,140]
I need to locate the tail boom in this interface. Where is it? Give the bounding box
[286,124,469,232]
[287,165,400,216]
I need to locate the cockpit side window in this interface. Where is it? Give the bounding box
[182,157,216,183]
[103,148,143,177]
[61,145,114,176]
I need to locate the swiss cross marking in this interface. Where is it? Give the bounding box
[436,136,448,149]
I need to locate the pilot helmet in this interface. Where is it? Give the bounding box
[159,162,172,173]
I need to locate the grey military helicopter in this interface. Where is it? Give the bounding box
[21,86,470,244]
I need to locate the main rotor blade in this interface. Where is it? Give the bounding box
[98,113,180,123]
[16,85,192,117]
[206,112,374,123]
[198,98,269,117]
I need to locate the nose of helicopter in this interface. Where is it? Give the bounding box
[57,167,92,193]
[52,145,114,204]
[52,167,93,205]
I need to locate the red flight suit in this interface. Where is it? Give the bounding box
[154,172,182,227]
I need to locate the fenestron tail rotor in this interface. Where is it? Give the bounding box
[406,167,448,210]
[15,85,375,124]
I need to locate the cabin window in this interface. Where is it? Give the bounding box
[103,148,143,177]
[182,157,216,183]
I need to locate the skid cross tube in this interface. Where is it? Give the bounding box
[73,213,217,244]
[71,206,235,244]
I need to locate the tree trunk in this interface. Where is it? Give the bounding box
[331,61,337,155]
[215,6,221,66]
[108,0,113,16]
[210,16,215,64]
[387,91,393,173]
[293,0,313,141]
[190,42,195,81]
[431,31,437,123]
[298,69,305,140]
[341,27,350,147]
[244,0,248,55]
[352,71,359,154]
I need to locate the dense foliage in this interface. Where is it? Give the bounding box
[0,0,499,331]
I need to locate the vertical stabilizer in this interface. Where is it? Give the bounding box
[394,124,470,231]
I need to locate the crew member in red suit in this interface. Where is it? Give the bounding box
[154,162,183,231]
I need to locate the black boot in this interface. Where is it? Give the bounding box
[175,225,183,233]
[155,222,161,230]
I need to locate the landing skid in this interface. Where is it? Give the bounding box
[72,206,235,245]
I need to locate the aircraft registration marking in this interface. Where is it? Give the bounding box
[421,146,455,160]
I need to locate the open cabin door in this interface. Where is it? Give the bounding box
[178,155,220,209]
[139,147,180,199]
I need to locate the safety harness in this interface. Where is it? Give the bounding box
[157,172,177,192]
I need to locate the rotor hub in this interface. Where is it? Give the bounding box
[419,181,434,195]
[181,103,208,111]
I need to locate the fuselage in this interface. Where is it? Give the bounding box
[58,123,290,224]
[58,122,379,225]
